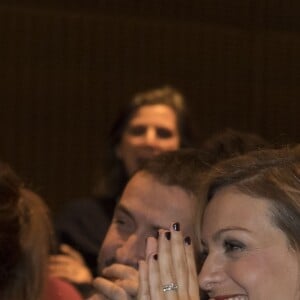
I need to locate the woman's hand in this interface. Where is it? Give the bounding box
[138,222,200,300]
[49,244,93,284]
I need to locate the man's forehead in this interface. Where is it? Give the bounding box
[121,171,189,206]
[117,175,194,226]
[122,171,162,196]
[115,202,171,231]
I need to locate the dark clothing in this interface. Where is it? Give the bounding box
[55,196,116,276]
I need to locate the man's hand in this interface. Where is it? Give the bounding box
[92,263,139,300]
[49,244,93,284]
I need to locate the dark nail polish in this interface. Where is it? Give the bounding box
[172,222,180,231]
[165,231,171,240]
[153,254,158,260]
[184,236,191,245]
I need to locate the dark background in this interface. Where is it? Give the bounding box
[0,1,299,214]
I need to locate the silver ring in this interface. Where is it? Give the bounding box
[162,282,178,292]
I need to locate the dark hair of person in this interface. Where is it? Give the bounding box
[140,149,211,198]
[199,128,271,165]
[198,147,300,251]
[142,128,271,197]
[129,129,271,207]
[93,86,195,198]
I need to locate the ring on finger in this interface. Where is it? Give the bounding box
[162,282,178,292]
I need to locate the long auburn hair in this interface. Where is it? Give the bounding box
[0,162,54,300]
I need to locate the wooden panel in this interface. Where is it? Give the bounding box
[0,1,299,213]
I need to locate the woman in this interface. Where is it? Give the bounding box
[0,161,83,300]
[138,147,300,300]
[95,85,194,197]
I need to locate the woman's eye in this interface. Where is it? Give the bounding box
[224,240,245,253]
[128,126,146,136]
[156,128,173,138]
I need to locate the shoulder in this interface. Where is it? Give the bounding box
[43,277,83,300]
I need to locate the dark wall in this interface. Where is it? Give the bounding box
[0,1,299,213]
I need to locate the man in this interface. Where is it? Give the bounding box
[88,149,208,299]
[50,86,194,292]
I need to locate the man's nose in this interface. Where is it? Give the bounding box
[115,234,145,269]
[198,253,226,293]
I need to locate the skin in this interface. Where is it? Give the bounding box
[138,184,300,300]
[199,185,300,300]
[49,103,180,285]
[116,104,180,176]
[138,228,199,300]
[49,244,93,283]
[90,171,196,299]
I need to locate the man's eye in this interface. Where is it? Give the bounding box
[116,219,125,225]
[224,240,245,253]
[156,128,173,138]
[127,126,146,136]
[199,249,208,265]
[114,218,126,225]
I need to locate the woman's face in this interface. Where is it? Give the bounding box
[199,185,300,300]
[116,104,180,176]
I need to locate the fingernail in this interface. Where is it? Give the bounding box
[153,254,158,260]
[172,222,180,231]
[184,236,191,245]
[165,231,171,240]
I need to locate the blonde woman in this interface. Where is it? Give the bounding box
[139,147,300,300]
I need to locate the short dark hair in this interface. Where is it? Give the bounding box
[135,128,271,207]
[140,149,211,198]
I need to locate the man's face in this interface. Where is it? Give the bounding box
[98,171,195,273]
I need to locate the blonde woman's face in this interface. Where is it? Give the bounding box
[198,186,300,300]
